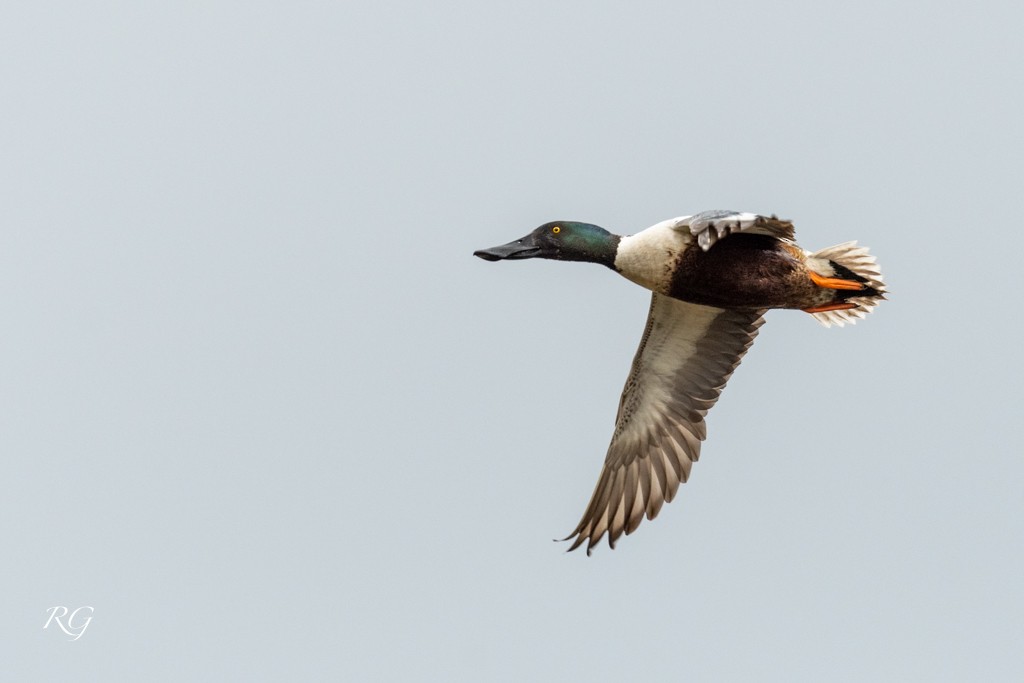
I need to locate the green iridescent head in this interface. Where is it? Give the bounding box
[474,221,619,267]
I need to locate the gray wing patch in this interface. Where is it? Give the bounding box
[682,210,796,251]
[564,294,765,555]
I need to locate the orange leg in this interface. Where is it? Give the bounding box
[803,302,857,314]
[808,270,866,291]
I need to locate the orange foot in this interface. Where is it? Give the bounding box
[803,302,857,314]
[808,270,866,291]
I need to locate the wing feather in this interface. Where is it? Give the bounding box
[670,210,796,251]
[565,294,765,554]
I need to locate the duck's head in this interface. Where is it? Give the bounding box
[474,222,619,267]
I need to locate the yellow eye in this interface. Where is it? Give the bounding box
[552,226,561,234]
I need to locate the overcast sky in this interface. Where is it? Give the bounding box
[4,1,1023,680]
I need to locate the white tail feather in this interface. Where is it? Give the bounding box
[807,241,887,328]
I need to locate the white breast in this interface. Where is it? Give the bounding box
[613,217,693,294]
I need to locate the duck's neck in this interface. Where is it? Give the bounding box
[562,224,620,268]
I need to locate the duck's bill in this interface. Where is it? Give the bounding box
[473,236,540,261]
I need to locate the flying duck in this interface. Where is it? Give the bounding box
[474,210,886,555]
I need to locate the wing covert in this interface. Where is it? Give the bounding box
[673,210,796,251]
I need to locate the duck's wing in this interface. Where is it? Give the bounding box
[565,293,765,555]
[672,210,796,251]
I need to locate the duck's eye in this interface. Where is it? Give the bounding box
[552,226,561,234]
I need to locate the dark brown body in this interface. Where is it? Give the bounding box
[669,234,826,310]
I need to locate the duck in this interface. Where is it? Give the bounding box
[474,210,886,555]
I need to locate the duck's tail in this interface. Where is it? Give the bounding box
[804,241,887,328]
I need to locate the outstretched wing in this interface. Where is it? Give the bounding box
[673,210,796,251]
[565,294,765,555]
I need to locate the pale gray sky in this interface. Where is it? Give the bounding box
[4,1,1023,680]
